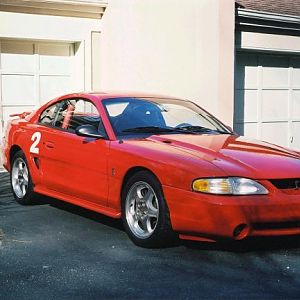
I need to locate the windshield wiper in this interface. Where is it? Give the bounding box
[122,126,196,134]
[175,125,230,134]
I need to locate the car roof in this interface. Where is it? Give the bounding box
[43,91,190,111]
[81,91,186,101]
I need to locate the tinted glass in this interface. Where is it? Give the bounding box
[103,97,230,137]
[39,99,106,137]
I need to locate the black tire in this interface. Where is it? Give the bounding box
[121,170,175,248]
[10,150,37,205]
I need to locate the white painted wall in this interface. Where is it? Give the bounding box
[99,0,235,125]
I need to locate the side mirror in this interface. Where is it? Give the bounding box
[75,124,104,139]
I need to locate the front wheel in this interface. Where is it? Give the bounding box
[10,150,37,205]
[122,171,175,248]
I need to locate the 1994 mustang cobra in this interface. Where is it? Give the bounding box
[2,92,300,247]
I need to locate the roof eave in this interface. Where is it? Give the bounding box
[237,8,300,24]
[0,0,108,19]
[236,8,300,34]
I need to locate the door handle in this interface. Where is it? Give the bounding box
[44,141,54,149]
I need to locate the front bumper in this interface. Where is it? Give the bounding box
[163,184,300,241]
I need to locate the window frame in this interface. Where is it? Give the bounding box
[37,97,108,139]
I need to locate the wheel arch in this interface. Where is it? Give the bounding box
[9,144,23,164]
[120,166,161,199]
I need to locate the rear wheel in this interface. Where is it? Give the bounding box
[122,171,175,248]
[10,150,37,205]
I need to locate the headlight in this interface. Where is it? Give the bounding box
[192,177,269,195]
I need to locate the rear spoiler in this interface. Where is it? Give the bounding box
[9,111,32,119]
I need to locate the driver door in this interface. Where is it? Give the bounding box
[38,98,109,206]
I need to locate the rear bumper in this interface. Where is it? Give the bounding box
[163,185,300,241]
[0,138,9,171]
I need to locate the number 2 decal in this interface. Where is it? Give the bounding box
[30,132,41,154]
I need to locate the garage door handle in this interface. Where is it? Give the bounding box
[44,141,54,149]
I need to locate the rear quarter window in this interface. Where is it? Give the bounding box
[39,104,58,125]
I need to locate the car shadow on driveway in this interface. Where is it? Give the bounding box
[183,236,300,253]
[38,195,300,252]
[38,195,124,232]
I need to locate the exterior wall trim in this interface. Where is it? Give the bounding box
[0,0,107,19]
[236,8,300,35]
[236,31,300,53]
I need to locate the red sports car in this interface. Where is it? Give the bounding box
[2,92,300,247]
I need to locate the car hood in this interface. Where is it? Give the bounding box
[146,134,300,179]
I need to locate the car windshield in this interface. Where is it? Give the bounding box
[102,97,231,137]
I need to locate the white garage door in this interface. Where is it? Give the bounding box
[234,53,300,151]
[0,40,76,138]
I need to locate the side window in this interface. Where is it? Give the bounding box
[39,99,106,137]
[53,100,75,128]
[39,103,60,125]
[54,99,106,136]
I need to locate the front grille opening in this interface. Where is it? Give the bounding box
[253,221,300,231]
[270,178,300,190]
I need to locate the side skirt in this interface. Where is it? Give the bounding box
[34,185,121,219]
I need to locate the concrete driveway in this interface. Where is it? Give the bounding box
[0,171,300,299]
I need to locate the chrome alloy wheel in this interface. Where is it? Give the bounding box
[125,181,159,239]
[11,157,29,198]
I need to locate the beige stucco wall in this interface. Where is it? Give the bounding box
[99,0,235,125]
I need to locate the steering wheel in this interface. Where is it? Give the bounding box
[175,123,192,128]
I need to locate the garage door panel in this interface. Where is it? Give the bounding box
[39,56,72,75]
[292,59,300,88]
[261,56,289,88]
[261,90,289,121]
[234,90,258,122]
[292,122,300,150]
[1,53,35,74]
[292,90,300,119]
[40,76,71,103]
[1,42,35,73]
[2,75,36,105]
[39,44,72,75]
[261,122,289,147]
[262,68,289,88]
[293,70,300,88]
